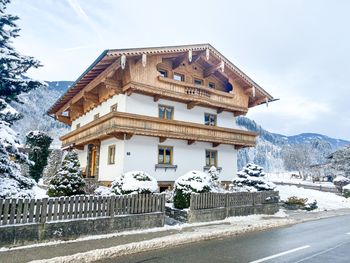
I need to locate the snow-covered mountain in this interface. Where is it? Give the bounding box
[10,81,350,172]
[11,81,72,148]
[236,117,350,172]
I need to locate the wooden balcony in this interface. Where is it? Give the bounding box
[122,76,248,115]
[60,112,256,148]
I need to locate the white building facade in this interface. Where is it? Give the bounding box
[49,44,273,190]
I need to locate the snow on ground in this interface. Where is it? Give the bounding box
[266,172,335,188]
[33,185,48,198]
[277,184,350,211]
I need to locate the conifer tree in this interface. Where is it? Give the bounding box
[0,0,43,198]
[26,131,53,182]
[47,151,86,197]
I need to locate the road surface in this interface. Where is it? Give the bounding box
[96,214,350,263]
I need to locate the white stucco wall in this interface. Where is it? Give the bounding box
[76,146,87,169]
[125,94,238,129]
[98,138,125,182]
[71,94,127,130]
[120,135,236,183]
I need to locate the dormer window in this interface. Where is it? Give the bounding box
[159,69,168,78]
[194,78,203,86]
[208,82,215,89]
[173,72,184,82]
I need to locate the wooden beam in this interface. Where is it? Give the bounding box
[83,92,99,104]
[233,111,246,117]
[187,101,199,109]
[187,140,195,145]
[153,95,161,102]
[213,142,220,147]
[69,104,84,114]
[217,108,224,114]
[58,57,121,114]
[56,115,71,125]
[249,97,267,107]
[234,145,245,150]
[73,144,84,150]
[172,53,187,69]
[87,139,100,146]
[203,61,224,78]
[109,132,133,140]
[159,137,167,143]
[126,88,133,96]
[189,50,206,64]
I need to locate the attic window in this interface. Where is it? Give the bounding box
[208,82,215,89]
[173,73,184,82]
[159,69,168,78]
[194,78,203,86]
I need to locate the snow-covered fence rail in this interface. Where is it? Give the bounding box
[190,191,279,210]
[0,194,165,226]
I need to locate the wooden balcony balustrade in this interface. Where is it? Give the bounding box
[60,111,257,148]
[122,76,248,115]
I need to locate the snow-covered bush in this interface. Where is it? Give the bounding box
[173,170,212,209]
[111,171,158,195]
[47,151,86,197]
[26,130,53,182]
[333,175,350,192]
[231,163,276,192]
[94,186,113,196]
[342,184,350,198]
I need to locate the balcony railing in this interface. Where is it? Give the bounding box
[60,112,256,148]
[122,76,248,115]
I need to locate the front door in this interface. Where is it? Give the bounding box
[87,144,98,178]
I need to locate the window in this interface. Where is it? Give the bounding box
[208,82,215,89]
[158,146,173,165]
[94,113,100,120]
[108,145,116,165]
[206,150,217,167]
[173,72,184,82]
[76,123,80,129]
[158,69,168,78]
[158,105,174,120]
[110,103,118,112]
[194,78,203,86]
[204,113,217,126]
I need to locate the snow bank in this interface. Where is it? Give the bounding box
[277,185,350,211]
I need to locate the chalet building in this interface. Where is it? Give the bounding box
[48,44,273,190]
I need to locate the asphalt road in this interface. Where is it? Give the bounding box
[96,214,350,263]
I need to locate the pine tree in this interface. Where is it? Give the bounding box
[47,151,86,197]
[26,131,53,182]
[231,163,276,192]
[0,0,44,198]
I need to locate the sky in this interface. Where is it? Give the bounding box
[7,0,350,140]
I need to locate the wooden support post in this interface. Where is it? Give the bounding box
[213,142,220,147]
[217,108,224,114]
[159,137,167,143]
[56,115,71,125]
[153,95,161,102]
[187,140,195,145]
[83,92,99,104]
[187,101,199,109]
[203,61,224,78]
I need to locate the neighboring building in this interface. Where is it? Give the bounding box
[48,44,274,190]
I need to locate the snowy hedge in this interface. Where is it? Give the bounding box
[231,163,276,192]
[111,171,158,195]
[343,184,350,198]
[173,170,213,209]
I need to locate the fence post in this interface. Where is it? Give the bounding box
[40,198,48,223]
[190,194,194,210]
[109,195,115,217]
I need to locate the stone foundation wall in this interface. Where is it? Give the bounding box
[0,212,164,248]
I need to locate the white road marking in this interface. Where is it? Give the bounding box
[294,240,350,263]
[249,245,310,263]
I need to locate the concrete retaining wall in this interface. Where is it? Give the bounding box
[0,212,164,248]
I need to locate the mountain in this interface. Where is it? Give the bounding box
[236,117,350,171]
[10,81,350,172]
[11,81,73,148]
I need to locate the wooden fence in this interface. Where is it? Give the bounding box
[0,194,165,226]
[190,191,279,210]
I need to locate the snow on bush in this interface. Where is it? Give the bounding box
[47,151,86,197]
[94,186,113,196]
[111,171,158,195]
[231,163,276,192]
[173,170,212,209]
[333,175,350,192]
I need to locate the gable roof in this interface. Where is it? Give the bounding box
[48,43,273,115]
